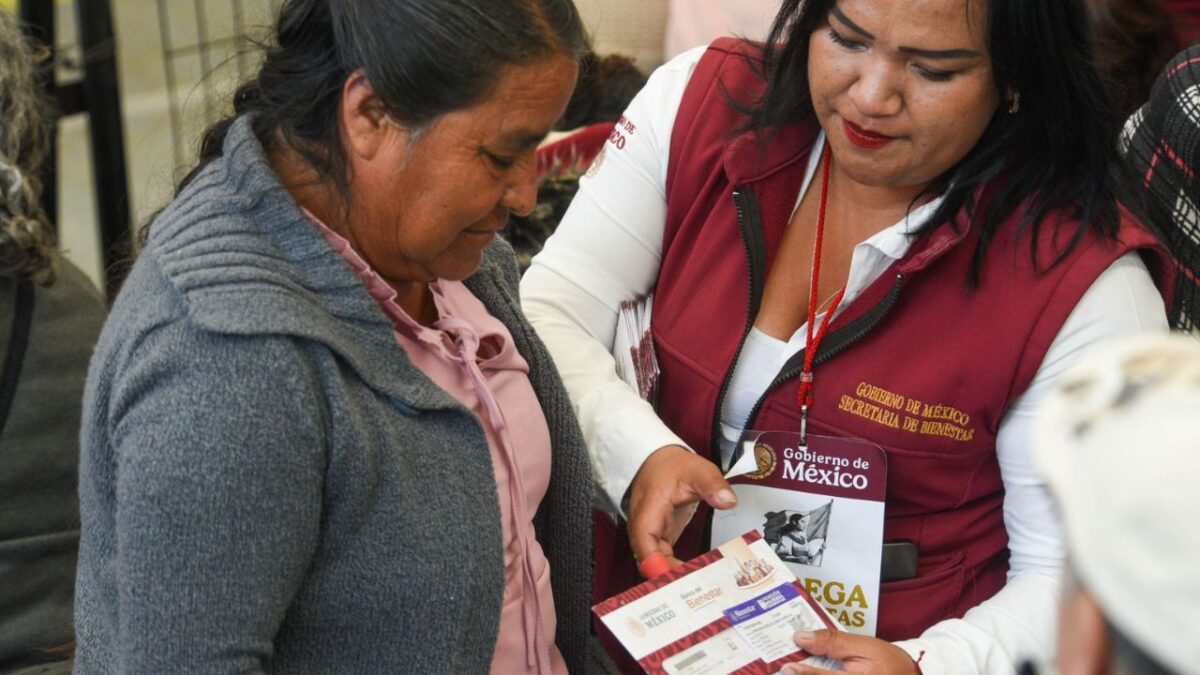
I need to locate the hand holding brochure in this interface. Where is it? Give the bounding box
[594,531,843,674]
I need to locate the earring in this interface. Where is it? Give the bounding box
[1008,91,1021,115]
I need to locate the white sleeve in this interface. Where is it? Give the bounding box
[520,47,710,514]
[893,252,1168,674]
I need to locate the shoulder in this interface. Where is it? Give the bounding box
[673,38,766,110]
[142,116,353,326]
[95,278,333,464]
[32,257,106,332]
[624,39,762,146]
[97,247,328,416]
[136,135,386,344]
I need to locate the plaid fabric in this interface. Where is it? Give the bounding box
[1121,40,1200,331]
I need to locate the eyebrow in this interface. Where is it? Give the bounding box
[828,4,982,60]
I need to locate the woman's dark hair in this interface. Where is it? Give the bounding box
[747,0,1124,280]
[556,51,648,131]
[1089,0,1179,122]
[169,0,587,222]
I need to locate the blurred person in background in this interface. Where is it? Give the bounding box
[1028,333,1200,675]
[1087,0,1180,121]
[1120,36,1200,333]
[505,49,649,272]
[73,0,593,673]
[0,8,106,673]
[663,0,782,59]
[1165,0,1200,45]
[556,50,648,133]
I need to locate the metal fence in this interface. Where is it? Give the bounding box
[156,0,283,169]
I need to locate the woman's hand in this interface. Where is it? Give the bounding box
[782,631,919,674]
[626,445,737,570]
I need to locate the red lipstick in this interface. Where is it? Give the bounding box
[843,119,895,149]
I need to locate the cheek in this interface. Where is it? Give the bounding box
[916,88,995,150]
[807,46,837,102]
[954,81,999,135]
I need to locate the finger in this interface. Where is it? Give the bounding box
[780,663,841,675]
[637,552,673,579]
[634,540,683,578]
[792,629,857,660]
[628,498,679,566]
[680,462,738,511]
[792,631,910,673]
[665,500,699,543]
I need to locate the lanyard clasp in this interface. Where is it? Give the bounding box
[800,403,809,448]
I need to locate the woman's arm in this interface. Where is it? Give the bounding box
[102,324,327,673]
[520,47,705,513]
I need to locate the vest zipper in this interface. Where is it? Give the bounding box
[735,271,907,463]
[712,188,768,472]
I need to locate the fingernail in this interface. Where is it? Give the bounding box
[638,552,672,579]
[794,630,816,641]
[716,489,738,505]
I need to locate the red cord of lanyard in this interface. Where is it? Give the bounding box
[796,144,846,446]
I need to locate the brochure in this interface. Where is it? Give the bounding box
[711,432,887,635]
[594,531,843,674]
[612,293,659,405]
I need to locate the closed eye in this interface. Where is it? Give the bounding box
[482,149,516,169]
[912,63,956,82]
[827,28,865,51]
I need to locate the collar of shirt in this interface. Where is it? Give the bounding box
[793,132,945,314]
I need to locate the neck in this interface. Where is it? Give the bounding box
[267,138,348,238]
[267,140,437,326]
[825,159,934,230]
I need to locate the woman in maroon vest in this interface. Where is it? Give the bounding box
[522,0,1176,672]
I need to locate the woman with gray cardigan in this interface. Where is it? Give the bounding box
[74,1,593,672]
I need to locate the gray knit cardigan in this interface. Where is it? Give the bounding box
[74,117,593,674]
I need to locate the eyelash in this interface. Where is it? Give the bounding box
[827,28,863,51]
[826,28,957,83]
[913,64,955,82]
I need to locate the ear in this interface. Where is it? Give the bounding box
[340,69,408,162]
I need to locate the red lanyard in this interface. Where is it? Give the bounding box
[795,143,845,445]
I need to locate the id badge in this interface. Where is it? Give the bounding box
[710,430,887,636]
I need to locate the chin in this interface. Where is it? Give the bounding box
[433,252,488,282]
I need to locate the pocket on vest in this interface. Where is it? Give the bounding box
[876,550,966,641]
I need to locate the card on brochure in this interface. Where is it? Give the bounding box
[711,432,887,635]
[593,531,842,674]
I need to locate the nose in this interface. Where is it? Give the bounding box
[501,153,539,217]
[849,56,903,118]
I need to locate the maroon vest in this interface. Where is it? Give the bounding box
[594,37,1173,654]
